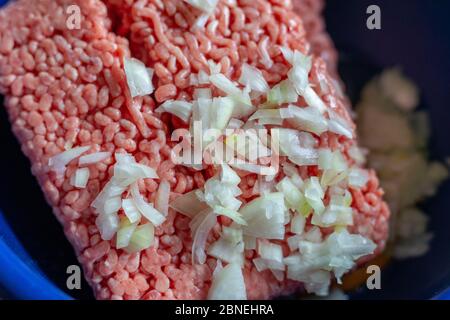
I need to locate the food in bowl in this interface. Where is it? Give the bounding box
[0,0,390,299]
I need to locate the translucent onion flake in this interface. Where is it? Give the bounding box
[125,223,155,253]
[155,100,193,123]
[208,263,247,300]
[238,63,270,93]
[186,0,219,14]
[70,167,90,189]
[124,57,154,98]
[79,151,112,166]
[48,145,90,177]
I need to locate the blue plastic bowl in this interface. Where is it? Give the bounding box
[0,0,449,299]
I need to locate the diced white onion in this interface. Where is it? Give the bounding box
[155,100,193,123]
[291,213,306,235]
[287,51,312,95]
[186,0,218,14]
[276,177,308,216]
[213,205,247,226]
[274,128,319,166]
[227,118,244,130]
[170,190,209,219]
[194,88,212,100]
[304,177,325,215]
[302,86,327,114]
[70,167,90,188]
[208,226,244,265]
[116,218,138,249]
[267,80,298,106]
[209,73,254,119]
[229,162,278,176]
[327,110,353,139]
[155,180,170,216]
[287,105,328,136]
[95,212,120,241]
[121,198,141,224]
[220,164,241,185]
[249,109,293,122]
[208,263,247,300]
[240,193,286,240]
[311,204,353,227]
[192,210,217,265]
[131,182,165,226]
[123,57,154,98]
[258,241,283,263]
[125,223,155,253]
[79,151,111,166]
[91,180,127,215]
[48,146,90,177]
[348,168,370,188]
[238,63,270,93]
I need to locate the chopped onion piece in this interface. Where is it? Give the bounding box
[131,182,165,226]
[229,162,277,176]
[227,118,244,130]
[291,213,306,234]
[170,190,209,218]
[194,88,212,100]
[125,223,154,253]
[220,164,240,185]
[198,69,210,83]
[213,205,247,226]
[91,181,127,215]
[312,204,353,227]
[208,263,247,300]
[274,128,319,166]
[238,63,269,93]
[287,51,312,95]
[192,210,217,265]
[79,151,111,166]
[318,149,348,187]
[240,193,286,240]
[328,110,353,138]
[210,73,242,96]
[287,105,328,136]
[280,46,294,64]
[116,217,138,249]
[48,146,90,177]
[276,177,304,211]
[253,257,285,272]
[210,97,235,130]
[258,240,283,263]
[123,57,154,98]
[267,80,298,105]
[208,226,244,265]
[70,168,90,189]
[303,86,327,114]
[155,100,193,123]
[113,153,158,187]
[304,177,325,215]
[287,235,302,251]
[244,235,257,250]
[286,229,375,290]
[95,212,119,241]
[155,180,170,216]
[103,196,122,215]
[186,0,218,14]
[209,73,254,118]
[249,108,292,122]
[348,168,370,188]
[121,198,141,224]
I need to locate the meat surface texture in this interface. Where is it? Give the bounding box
[0,0,389,300]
